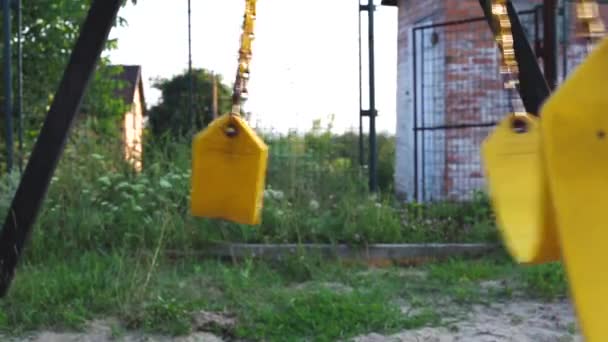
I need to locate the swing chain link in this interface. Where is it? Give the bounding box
[576,0,606,50]
[490,0,526,116]
[490,0,605,118]
[232,0,257,115]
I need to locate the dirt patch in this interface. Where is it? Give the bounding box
[192,310,236,335]
[12,330,225,342]
[18,332,224,342]
[8,318,227,342]
[353,300,582,342]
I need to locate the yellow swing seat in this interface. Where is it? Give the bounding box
[540,36,608,341]
[191,113,268,225]
[482,113,561,264]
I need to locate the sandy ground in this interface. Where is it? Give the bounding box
[6,300,582,341]
[354,300,582,342]
[15,332,224,342]
[8,316,229,342]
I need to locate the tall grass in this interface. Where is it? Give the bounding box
[0,122,569,338]
[0,122,497,264]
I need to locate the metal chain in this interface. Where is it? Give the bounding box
[490,0,526,116]
[490,0,605,117]
[576,0,606,51]
[231,0,257,115]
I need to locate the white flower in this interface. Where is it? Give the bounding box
[97,176,111,186]
[272,190,284,200]
[309,200,320,211]
[159,179,172,189]
[264,189,285,200]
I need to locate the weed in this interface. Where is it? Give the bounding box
[0,252,139,334]
[522,262,569,300]
[141,296,191,336]
[426,258,512,284]
[236,287,436,341]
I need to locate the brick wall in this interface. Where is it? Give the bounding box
[393,0,608,202]
[441,1,541,200]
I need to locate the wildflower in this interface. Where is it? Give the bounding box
[159,179,172,189]
[97,176,111,186]
[272,190,284,200]
[309,199,320,211]
[264,189,285,200]
[116,182,129,190]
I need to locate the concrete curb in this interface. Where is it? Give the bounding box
[167,243,499,264]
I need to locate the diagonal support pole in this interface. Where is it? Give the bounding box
[0,0,122,297]
[479,0,551,115]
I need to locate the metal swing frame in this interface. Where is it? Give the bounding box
[0,0,557,297]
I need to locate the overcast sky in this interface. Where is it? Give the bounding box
[107,0,398,134]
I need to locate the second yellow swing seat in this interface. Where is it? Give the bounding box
[540,36,608,341]
[481,113,561,264]
[191,113,268,225]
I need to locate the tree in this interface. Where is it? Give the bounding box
[17,0,136,129]
[148,68,232,139]
[0,0,137,172]
[81,64,131,133]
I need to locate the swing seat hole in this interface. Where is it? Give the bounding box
[511,118,528,134]
[597,130,606,139]
[225,124,239,137]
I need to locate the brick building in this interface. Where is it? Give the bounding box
[382,0,607,202]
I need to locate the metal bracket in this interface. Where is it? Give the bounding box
[359,4,376,11]
[360,109,378,117]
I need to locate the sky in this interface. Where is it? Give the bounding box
[107,0,398,134]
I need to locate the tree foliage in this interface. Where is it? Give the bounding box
[148,69,232,138]
[18,0,135,128]
[80,64,130,136]
[0,0,137,171]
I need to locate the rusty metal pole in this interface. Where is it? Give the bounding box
[367,0,378,192]
[543,0,558,90]
[212,73,218,120]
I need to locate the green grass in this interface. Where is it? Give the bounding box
[521,262,569,300]
[239,288,437,342]
[0,124,499,267]
[0,123,569,339]
[0,252,570,340]
[0,253,438,340]
[2,253,141,334]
